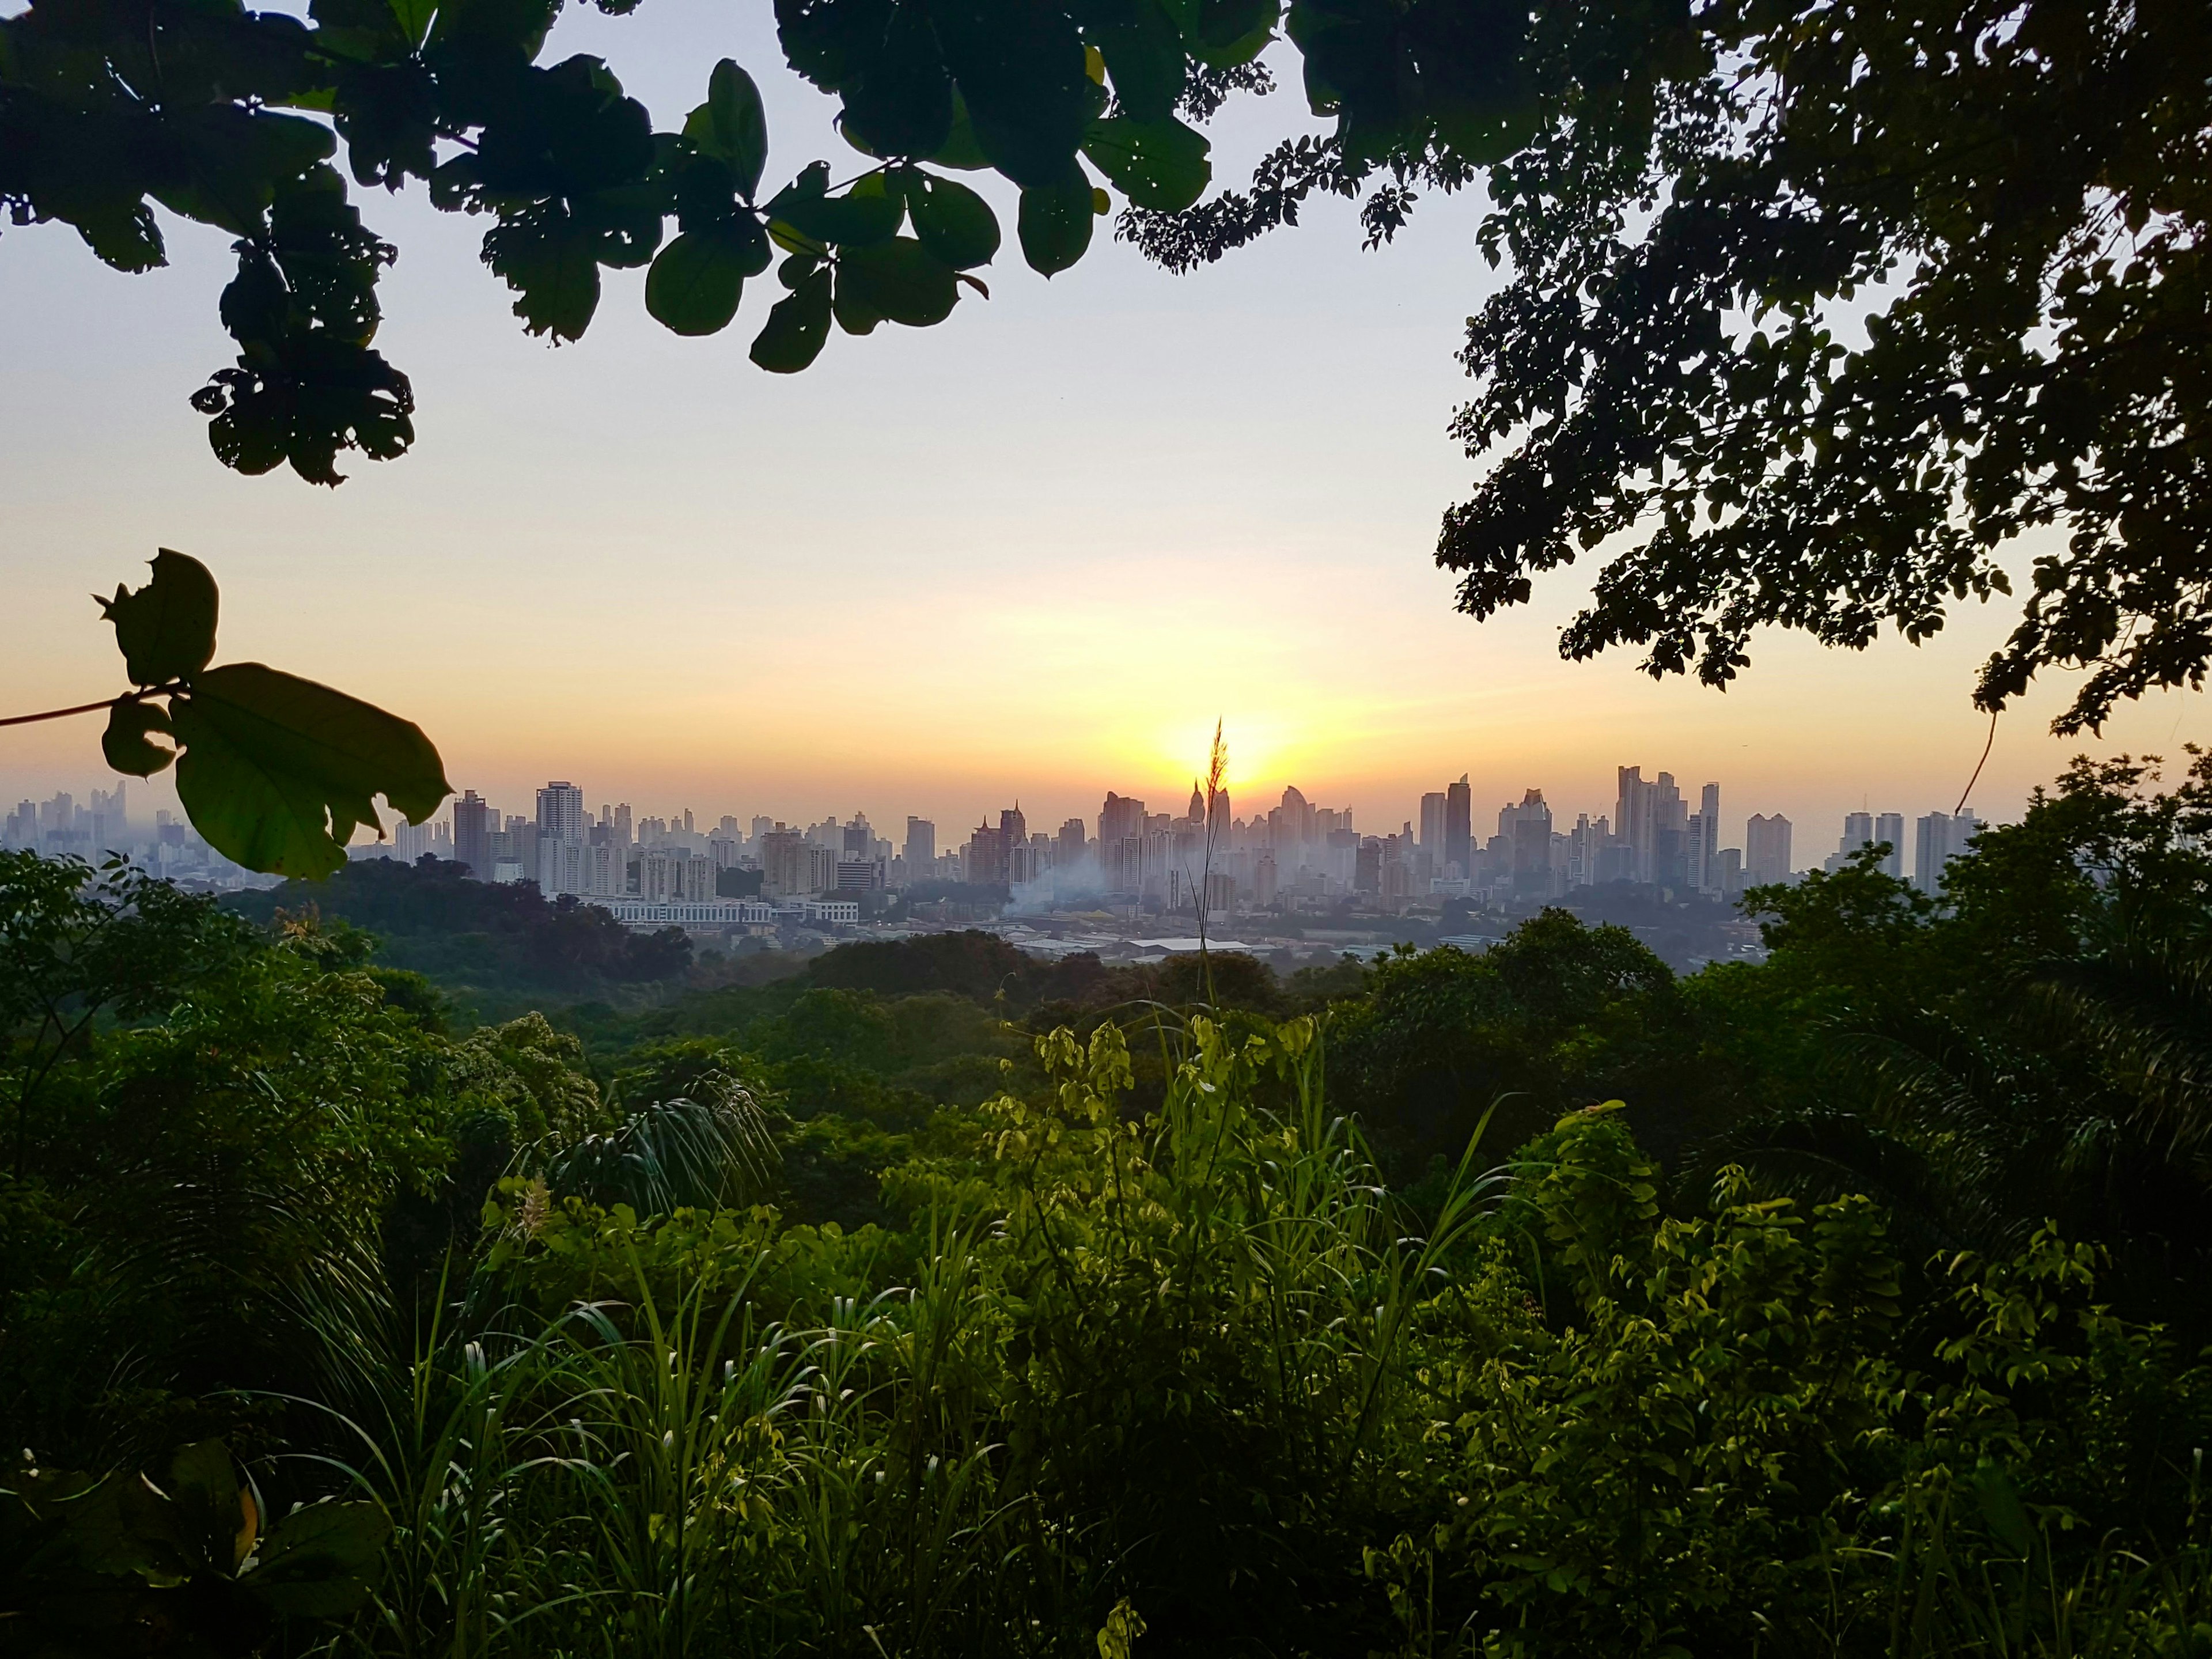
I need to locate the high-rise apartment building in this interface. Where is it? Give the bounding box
[1746,813,1793,887]
[759,827,804,897]
[1505,789,1553,895]
[1445,775,1472,877]
[904,817,935,869]
[535,781,586,893]
[536,782,584,844]
[1419,791,1448,855]
[1697,782,1721,892]
[968,820,1009,888]
[1874,812,1907,879]
[453,790,491,877]
[1914,808,1982,893]
[1056,818,1086,868]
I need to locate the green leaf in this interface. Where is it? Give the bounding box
[683,60,770,199]
[1018,164,1095,276]
[645,228,749,335]
[168,663,452,880]
[836,238,959,328]
[482,204,603,341]
[765,165,904,247]
[103,702,177,777]
[904,171,1000,267]
[96,550,219,687]
[1080,0,1188,121]
[749,268,832,372]
[1082,116,1210,211]
[929,90,993,170]
[246,1501,392,1619]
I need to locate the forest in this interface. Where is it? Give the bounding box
[5,749,2212,1656]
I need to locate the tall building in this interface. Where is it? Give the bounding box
[759,827,804,897]
[1507,789,1553,895]
[1445,775,1472,877]
[1056,818,1086,868]
[1746,813,1793,886]
[1874,811,1907,879]
[968,819,1009,888]
[904,816,936,869]
[1914,808,1983,893]
[1697,782,1721,892]
[453,790,490,877]
[535,781,586,893]
[1419,791,1448,855]
[535,781,584,843]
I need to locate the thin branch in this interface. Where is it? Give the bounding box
[0,694,125,729]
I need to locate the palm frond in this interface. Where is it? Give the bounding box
[549,1070,780,1216]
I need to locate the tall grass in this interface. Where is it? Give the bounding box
[264,1017,2212,1659]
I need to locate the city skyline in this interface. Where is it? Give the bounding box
[3,753,1995,900]
[5,14,2207,859]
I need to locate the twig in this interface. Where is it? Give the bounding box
[1955,710,1999,816]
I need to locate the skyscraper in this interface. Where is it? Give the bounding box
[1698,782,1721,892]
[453,790,490,877]
[1874,812,1907,879]
[1746,813,1793,886]
[534,782,586,893]
[1914,808,1983,893]
[1508,789,1552,895]
[904,816,936,870]
[1419,791,1448,854]
[1445,775,1471,877]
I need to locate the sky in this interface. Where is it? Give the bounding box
[2,0,2206,857]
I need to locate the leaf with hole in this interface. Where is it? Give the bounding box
[1018,164,1095,275]
[1082,115,1210,210]
[97,550,219,687]
[904,171,1000,267]
[750,267,833,371]
[103,703,177,777]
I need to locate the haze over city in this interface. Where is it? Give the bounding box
[2,6,2205,835]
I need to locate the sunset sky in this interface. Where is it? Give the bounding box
[3,0,2205,856]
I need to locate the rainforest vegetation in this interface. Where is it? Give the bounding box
[6,750,2212,1656]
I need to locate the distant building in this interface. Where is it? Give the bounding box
[1696,782,1721,892]
[1445,775,1472,877]
[903,816,935,870]
[1914,808,1982,893]
[1875,812,1907,879]
[453,790,491,877]
[1746,813,1793,886]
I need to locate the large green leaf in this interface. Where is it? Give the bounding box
[645,228,749,335]
[904,170,1000,267]
[169,662,452,880]
[97,550,219,687]
[1082,116,1210,210]
[766,164,904,247]
[835,237,959,328]
[749,267,833,371]
[1078,0,1188,120]
[1017,164,1095,275]
[682,59,769,198]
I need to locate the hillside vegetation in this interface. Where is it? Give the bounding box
[6,754,2212,1656]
